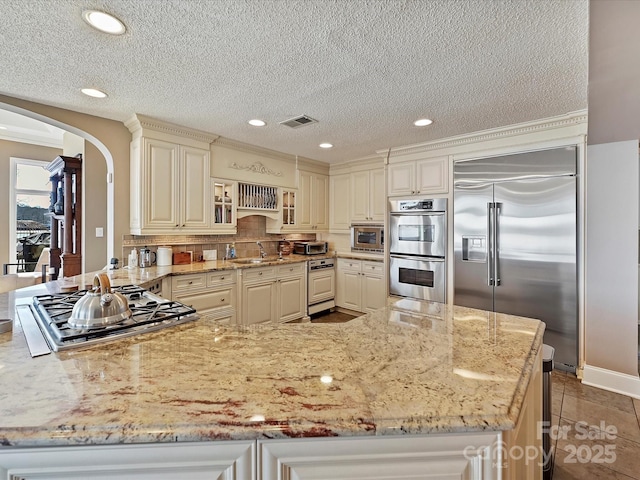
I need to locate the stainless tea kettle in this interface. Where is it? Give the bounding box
[139,246,156,268]
[68,273,132,329]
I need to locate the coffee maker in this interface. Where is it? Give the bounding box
[139,247,156,268]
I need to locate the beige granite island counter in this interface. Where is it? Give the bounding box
[0,284,544,479]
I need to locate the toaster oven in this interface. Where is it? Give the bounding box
[293,241,328,255]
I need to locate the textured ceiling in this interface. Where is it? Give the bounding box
[0,0,588,163]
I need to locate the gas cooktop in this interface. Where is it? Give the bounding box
[21,285,197,352]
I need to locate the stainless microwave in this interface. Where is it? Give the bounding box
[351,224,384,252]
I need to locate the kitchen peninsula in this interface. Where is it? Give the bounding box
[0,261,544,480]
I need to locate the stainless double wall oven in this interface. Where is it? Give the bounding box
[389,198,447,303]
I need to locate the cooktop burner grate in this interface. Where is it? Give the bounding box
[30,285,198,351]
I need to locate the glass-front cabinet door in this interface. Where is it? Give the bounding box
[212,179,236,233]
[282,190,296,228]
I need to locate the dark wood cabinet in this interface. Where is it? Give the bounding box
[46,155,82,279]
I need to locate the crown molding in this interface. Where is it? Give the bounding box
[378,110,588,159]
[125,114,219,144]
[212,136,318,166]
[0,129,63,149]
[329,152,386,173]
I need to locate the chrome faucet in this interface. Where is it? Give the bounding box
[257,241,267,258]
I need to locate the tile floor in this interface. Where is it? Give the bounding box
[305,311,640,478]
[309,310,357,323]
[551,370,640,479]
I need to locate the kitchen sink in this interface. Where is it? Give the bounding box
[231,257,287,264]
[231,258,265,264]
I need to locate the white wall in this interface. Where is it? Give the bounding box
[588,1,640,145]
[585,140,638,377]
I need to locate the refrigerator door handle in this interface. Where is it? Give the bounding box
[487,202,494,286]
[494,202,502,286]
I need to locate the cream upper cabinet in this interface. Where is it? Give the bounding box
[180,145,211,230]
[370,168,386,220]
[131,138,211,234]
[127,114,217,235]
[295,170,329,231]
[329,173,350,231]
[211,179,237,234]
[388,157,448,196]
[350,168,385,223]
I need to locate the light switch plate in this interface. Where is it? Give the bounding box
[95,227,104,237]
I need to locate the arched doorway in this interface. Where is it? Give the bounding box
[0,102,115,271]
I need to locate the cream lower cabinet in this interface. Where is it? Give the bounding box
[260,433,500,480]
[172,271,237,323]
[240,263,306,325]
[336,259,386,313]
[0,440,255,480]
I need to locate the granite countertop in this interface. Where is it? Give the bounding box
[0,290,544,447]
[0,253,332,297]
[335,251,384,261]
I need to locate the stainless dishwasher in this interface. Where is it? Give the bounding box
[307,258,335,315]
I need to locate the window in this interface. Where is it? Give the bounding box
[9,158,51,267]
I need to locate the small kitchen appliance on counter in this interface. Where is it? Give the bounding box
[139,246,156,267]
[293,241,328,255]
[156,246,173,266]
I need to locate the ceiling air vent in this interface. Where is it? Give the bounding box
[279,115,318,129]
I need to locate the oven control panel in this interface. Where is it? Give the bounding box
[391,198,447,213]
[400,200,432,210]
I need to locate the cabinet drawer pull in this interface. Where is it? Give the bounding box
[220,298,225,302]
[188,281,193,285]
[220,277,225,280]
[258,272,262,276]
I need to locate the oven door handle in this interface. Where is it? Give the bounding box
[389,254,445,262]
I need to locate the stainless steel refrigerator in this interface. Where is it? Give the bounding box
[454,147,578,371]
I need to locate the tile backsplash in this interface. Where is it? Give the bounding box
[122,215,315,262]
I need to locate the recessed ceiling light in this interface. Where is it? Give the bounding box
[414,118,433,127]
[82,10,126,35]
[248,119,266,127]
[319,143,333,149]
[81,88,108,98]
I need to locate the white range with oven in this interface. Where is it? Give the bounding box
[389,198,447,303]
